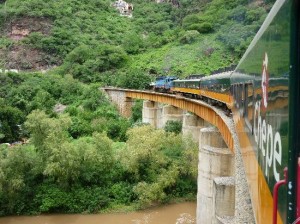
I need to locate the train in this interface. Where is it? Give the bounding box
[153,0,299,223]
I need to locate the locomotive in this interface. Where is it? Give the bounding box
[153,0,299,223]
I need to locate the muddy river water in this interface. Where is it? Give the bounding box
[0,202,196,224]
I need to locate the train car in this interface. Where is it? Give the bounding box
[153,76,177,92]
[199,71,232,109]
[171,78,201,97]
[171,72,233,109]
[230,0,299,223]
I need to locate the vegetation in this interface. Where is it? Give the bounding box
[0,0,275,216]
[0,116,197,215]
[0,0,270,79]
[0,71,197,215]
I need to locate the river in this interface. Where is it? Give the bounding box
[0,202,196,224]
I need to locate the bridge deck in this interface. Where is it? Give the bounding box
[103,88,234,153]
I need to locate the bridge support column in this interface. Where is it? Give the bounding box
[162,105,184,128]
[182,113,207,143]
[142,100,163,128]
[197,127,234,224]
[123,97,134,118]
[101,90,133,118]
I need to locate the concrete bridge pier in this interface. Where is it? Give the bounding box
[182,113,208,143]
[142,100,163,128]
[101,90,134,118]
[161,105,184,127]
[197,126,235,224]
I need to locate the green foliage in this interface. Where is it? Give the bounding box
[179,30,199,44]
[120,126,197,207]
[110,182,135,204]
[0,145,42,215]
[217,22,257,55]
[0,100,25,143]
[1,0,268,81]
[245,7,266,24]
[122,33,145,55]
[0,0,273,216]
[0,38,13,49]
[116,69,152,89]
[193,22,213,33]
[131,100,143,123]
[35,184,109,213]
[182,14,201,30]
[25,110,72,153]
[62,44,128,83]
[164,120,182,134]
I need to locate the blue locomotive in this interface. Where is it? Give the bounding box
[153,76,178,92]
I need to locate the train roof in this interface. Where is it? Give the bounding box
[173,78,201,82]
[201,71,232,80]
[155,76,177,80]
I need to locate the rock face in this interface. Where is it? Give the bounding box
[7,17,52,41]
[0,17,54,71]
[112,0,133,17]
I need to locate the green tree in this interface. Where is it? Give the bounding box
[164,120,182,134]
[122,33,144,54]
[117,70,151,89]
[0,99,25,143]
[63,44,128,82]
[25,110,71,153]
[0,144,42,214]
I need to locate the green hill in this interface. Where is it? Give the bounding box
[0,0,273,83]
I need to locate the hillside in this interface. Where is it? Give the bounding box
[0,0,274,83]
[0,0,277,216]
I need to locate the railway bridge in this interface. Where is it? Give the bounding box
[102,87,255,224]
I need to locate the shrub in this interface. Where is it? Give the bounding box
[190,22,213,33]
[182,14,201,30]
[179,30,199,44]
[164,120,182,134]
[117,70,152,90]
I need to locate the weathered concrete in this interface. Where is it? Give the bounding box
[213,177,235,224]
[197,127,234,224]
[102,90,133,118]
[182,113,206,143]
[142,100,163,128]
[161,105,184,127]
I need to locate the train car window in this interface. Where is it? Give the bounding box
[243,84,248,117]
[245,83,254,134]
[233,84,237,107]
[245,82,254,134]
[236,84,241,109]
[236,83,244,111]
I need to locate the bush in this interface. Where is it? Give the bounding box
[182,14,201,30]
[62,44,128,83]
[188,22,213,33]
[164,120,182,134]
[117,70,152,90]
[179,30,199,44]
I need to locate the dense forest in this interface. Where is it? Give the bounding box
[0,0,274,216]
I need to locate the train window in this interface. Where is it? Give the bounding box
[236,84,242,109]
[244,82,254,134]
[233,84,238,107]
[243,84,248,117]
[236,83,244,111]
